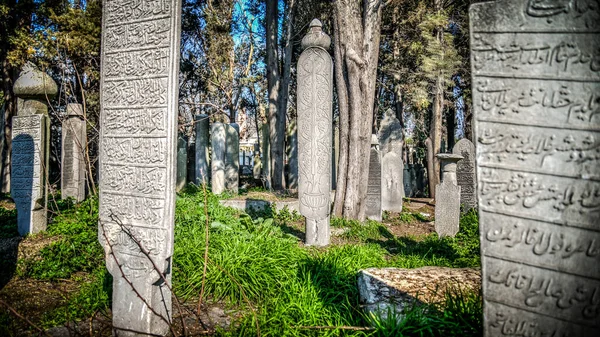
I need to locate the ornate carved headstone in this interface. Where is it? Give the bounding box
[366,135,382,221]
[286,121,298,190]
[194,114,210,185]
[225,123,239,194]
[98,1,182,335]
[378,110,404,212]
[12,62,56,235]
[452,139,476,212]
[176,134,187,192]
[61,103,87,202]
[297,19,332,246]
[434,154,462,237]
[211,122,226,195]
[470,1,600,335]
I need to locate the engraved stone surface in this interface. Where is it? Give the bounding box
[61,103,87,202]
[452,139,476,211]
[194,114,210,185]
[297,19,332,246]
[225,123,239,194]
[11,63,54,235]
[470,1,600,335]
[366,135,382,221]
[286,121,298,190]
[176,134,187,192]
[378,110,404,212]
[98,1,182,335]
[434,154,462,237]
[211,122,226,195]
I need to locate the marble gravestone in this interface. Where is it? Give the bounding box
[470,1,600,336]
[434,154,462,237]
[61,103,87,202]
[225,123,239,194]
[194,114,210,185]
[452,139,476,211]
[297,19,333,246]
[211,122,226,195]
[378,109,404,212]
[365,135,382,222]
[98,1,182,335]
[176,134,187,192]
[11,62,56,235]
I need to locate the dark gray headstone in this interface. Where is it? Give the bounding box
[61,103,87,202]
[470,1,600,335]
[194,114,210,185]
[365,135,382,221]
[286,121,298,191]
[297,19,332,246]
[98,1,182,335]
[452,139,476,211]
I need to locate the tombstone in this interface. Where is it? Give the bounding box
[470,1,600,335]
[225,123,239,194]
[365,135,382,221]
[253,143,261,179]
[176,134,187,192]
[378,109,404,212]
[61,103,87,202]
[98,1,182,335]
[452,139,476,212]
[332,124,339,190]
[297,19,333,246]
[194,114,210,185]
[11,62,56,235]
[434,154,462,237]
[260,123,271,189]
[286,121,298,190]
[211,122,226,195]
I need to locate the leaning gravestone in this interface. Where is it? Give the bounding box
[378,109,404,212]
[434,154,462,237]
[194,114,210,185]
[11,62,56,235]
[225,123,239,194]
[98,1,182,335]
[452,139,476,211]
[470,1,600,335]
[61,103,87,202]
[297,19,332,246]
[365,135,382,221]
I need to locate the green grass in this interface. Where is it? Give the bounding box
[2,187,482,336]
[0,205,18,239]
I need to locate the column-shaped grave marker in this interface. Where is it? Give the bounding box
[12,62,56,235]
[98,0,182,335]
[434,153,462,237]
[225,123,239,194]
[297,19,333,246]
[211,122,226,195]
[452,138,476,212]
[194,114,210,185]
[470,1,600,335]
[61,103,87,202]
[365,135,382,221]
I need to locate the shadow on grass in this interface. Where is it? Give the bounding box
[278,222,305,242]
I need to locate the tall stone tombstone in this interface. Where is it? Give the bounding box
[211,122,226,195]
[297,19,333,246]
[61,103,87,202]
[176,134,188,192]
[470,1,600,335]
[260,123,271,189]
[365,135,382,221]
[253,143,261,179]
[286,121,298,190]
[378,109,404,212]
[98,1,182,335]
[225,123,239,194]
[434,154,462,237]
[194,114,210,185]
[11,62,56,235]
[452,138,476,211]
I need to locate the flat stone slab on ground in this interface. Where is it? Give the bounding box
[358,267,480,320]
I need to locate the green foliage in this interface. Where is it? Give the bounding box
[20,196,103,280]
[0,205,18,239]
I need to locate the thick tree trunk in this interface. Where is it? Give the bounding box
[430,74,443,198]
[266,0,285,190]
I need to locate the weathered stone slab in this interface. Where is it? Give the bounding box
[61,103,87,202]
[98,1,182,335]
[225,123,239,194]
[194,114,210,185]
[434,154,462,237]
[211,122,226,195]
[470,1,600,335]
[452,139,476,211]
[297,19,332,246]
[366,135,382,221]
[379,110,404,212]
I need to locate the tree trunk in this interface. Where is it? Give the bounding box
[425,137,434,199]
[446,106,455,151]
[334,0,383,221]
[265,0,285,190]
